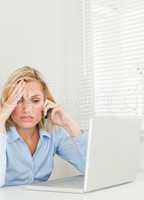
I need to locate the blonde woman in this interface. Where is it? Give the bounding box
[0,66,87,187]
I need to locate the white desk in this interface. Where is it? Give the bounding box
[1,173,144,200]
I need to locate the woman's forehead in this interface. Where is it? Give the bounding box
[23,90,44,99]
[24,80,42,89]
[23,81,44,97]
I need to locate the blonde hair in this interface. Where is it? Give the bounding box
[0,66,57,131]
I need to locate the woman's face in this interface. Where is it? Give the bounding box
[11,80,45,129]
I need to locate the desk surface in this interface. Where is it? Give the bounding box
[1,173,144,200]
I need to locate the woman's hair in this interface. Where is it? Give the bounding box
[0,66,57,131]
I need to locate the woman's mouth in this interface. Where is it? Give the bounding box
[20,116,33,122]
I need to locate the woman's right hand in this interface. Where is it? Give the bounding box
[0,80,26,125]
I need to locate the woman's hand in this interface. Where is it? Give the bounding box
[43,99,71,127]
[0,80,26,124]
[43,99,81,137]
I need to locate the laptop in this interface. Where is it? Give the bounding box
[24,115,140,193]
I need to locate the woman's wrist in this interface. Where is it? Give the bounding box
[0,123,6,133]
[63,119,81,137]
[0,115,6,126]
[0,115,6,133]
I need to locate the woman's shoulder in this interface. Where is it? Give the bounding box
[5,126,20,143]
[43,126,68,136]
[42,126,69,141]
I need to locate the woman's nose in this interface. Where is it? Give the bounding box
[22,102,33,113]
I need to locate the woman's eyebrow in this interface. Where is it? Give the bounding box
[31,94,42,98]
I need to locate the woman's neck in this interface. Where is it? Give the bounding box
[15,125,38,141]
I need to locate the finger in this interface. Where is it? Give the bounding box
[43,99,58,111]
[7,82,25,104]
[6,79,22,90]
[8,80,25,96]
[44,104,54,116]
[13,83,26,99]
[11,79,25,88]
[14,88,25,102]
[44,103,59,112]
[44,99,49,107]
[51,106,62,121]
[13,80,25,91]
[10,82,25,100]
[11,80,26,93]
[11,76,32,85]
[44,103,60,118]
[46,99,56,106]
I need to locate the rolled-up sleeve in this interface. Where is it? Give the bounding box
[54,128,88,174]
[0,133,7,187]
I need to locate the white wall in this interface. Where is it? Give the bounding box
[0,0,82,179]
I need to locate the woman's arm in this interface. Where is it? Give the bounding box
[62,117,81,137]
[53,127,88,174]
[44,99,88,173]
[0,122,7,187]
[0,80,26,187]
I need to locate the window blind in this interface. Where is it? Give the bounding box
[80,0,144,130]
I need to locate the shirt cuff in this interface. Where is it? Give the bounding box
[72,129,88,147]
[0,133,6,187]
[0,133,7,141]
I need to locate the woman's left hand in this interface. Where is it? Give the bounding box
[43,99,72,127]
[43,99,81,137]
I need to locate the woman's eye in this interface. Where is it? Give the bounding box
[32,99,40,103]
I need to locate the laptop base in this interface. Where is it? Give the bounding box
[24,175,84,193]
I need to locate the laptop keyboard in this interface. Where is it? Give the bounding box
[32,175,84,189]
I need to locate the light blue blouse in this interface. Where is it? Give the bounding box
[0,126,87,187]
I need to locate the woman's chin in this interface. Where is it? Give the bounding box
[16,121,38,129]
[12,118,41,129]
